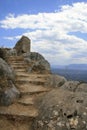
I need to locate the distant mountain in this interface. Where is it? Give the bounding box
[51,64,87,82]
[51,65,65,69]
[67,64,87,70]
[52,64,87,70]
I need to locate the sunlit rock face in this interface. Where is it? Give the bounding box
[24,52,51,74]
[14,36,31,55]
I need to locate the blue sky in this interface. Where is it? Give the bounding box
[0,0,87,65]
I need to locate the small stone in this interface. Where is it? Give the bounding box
[57,117,60,121]
[47,122,53,128]
[83,112,87,116]
[82,121,86,124]
[69,118,78,128]
[38,120,44,127]
[57,121,65,127]
[44,120,48,124]
[66,122,70,129]
[53,110,58,116]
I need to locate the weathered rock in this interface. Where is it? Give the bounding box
[0,83,20,106]
[34,88,87,130]
[1,36,87,130]
[0,58,15,80]
[61,81,80,92]
[46,74,67,87]
[24,52,51,74]
[76,83,87,93]
[7,49,17,56]
[14,36,31,55]
[61,81,87,93]
[0,58,20,106]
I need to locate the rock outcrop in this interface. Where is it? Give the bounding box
[0,58,15,80]
[0,58,20,106]
[0,84,20,106]
[1,36,87,130]
[61,81,80,92]
[24,52,51,74]
[14,36,51,73]
[46,74,67,87]
[7,49,17,56]
[14,36,31,55]
[35,88,87,130]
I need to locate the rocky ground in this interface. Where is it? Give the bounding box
[0,36,87,130]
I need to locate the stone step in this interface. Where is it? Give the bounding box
[10,63,25,67]
[16,73,50,78]
[0,117,33,130]
[16,77,46,82]
[8,56,24,60]
[10,62,26,65]
[13,67,27,70]
[9,61,25,64]
[11,63,26,67]
[16,84,50,95]
[15,69,27,72]
[11,63,25,66]
[16,79,46,85]
[18,95,35,105]
[8,60,24,63]
[9,56,23,58]
[16,72,31,77]
[17,77,45,81]
[10,64,26,68]
[12,66,27,69]
[0,103,38,119]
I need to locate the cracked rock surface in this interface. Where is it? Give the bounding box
[34,87,87,130]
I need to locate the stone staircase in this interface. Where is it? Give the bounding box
[0,55,51,130]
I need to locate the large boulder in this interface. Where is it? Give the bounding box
[0,58,20,106]
[0,82,20,106]
[76,83,87,93]
[14,36,31,55]
[0,58,15,80]
[34,88,87,130]
[61,81,87,93]
[46,74,67,87]
[61,81,80,92]
[24,52,51,74]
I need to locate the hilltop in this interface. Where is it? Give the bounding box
[0,36,87,130]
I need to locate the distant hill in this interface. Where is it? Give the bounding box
[51,64,87,82]
[67,64,87,70]
[52,64,87,70]
[51,65,66,69]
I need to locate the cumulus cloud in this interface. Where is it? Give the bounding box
[0,2,87,65]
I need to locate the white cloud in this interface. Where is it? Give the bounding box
[1,2,87,65]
